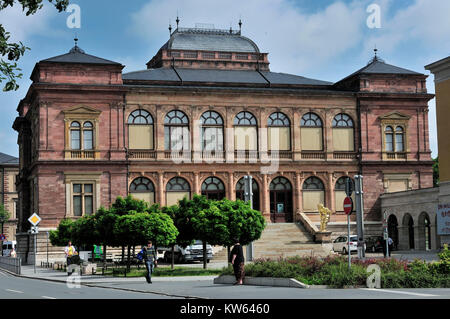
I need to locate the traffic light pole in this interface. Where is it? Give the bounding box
[354,175,365,259]
[244,175,254,261]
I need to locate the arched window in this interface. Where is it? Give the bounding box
[301,113,323,151]
[130,177,155,204]
[332,113,354,151]
[395,126,404,152]
[268,112,291,151]
[385,126,394,152]
[164,111,189,151]
[269,177,293,222]
[128,110,154,150]
[166,177,190,206]
[302,177,325,212]
[334,177,355,212]
[70,121,81,150]
[70,121,94,150]
[200,111,224,152]
[236,177,260,211]
[201,177,225,200]
[234,111,257,151]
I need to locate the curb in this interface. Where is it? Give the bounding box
[213,275,310,288]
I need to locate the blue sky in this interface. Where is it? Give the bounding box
[1,0,449,158]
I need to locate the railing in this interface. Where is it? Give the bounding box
[128,150,156,159]
[164,150,192,160]
[385,152,407,160]
[333,152,357,160]
[194,151,225,160]
[296,212,320,242]
[267,151,293,159]
[301,151,325,160]
[67,150,96,159]
[0,256,21,275]
[234,150,259,160]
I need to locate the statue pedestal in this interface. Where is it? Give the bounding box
[315,231,332,243]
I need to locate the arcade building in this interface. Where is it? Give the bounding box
[12,24,434,262]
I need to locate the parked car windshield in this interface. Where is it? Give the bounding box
[350,236,358,241]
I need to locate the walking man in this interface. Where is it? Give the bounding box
[142,241,157,284]
[230,238,245,285]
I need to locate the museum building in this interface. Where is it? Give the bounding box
[12,24,434,261]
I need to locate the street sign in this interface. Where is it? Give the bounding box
[30,226,39,234]
[28,213,41,226]
[345,178,353,197]
[0,234,6,241]
[343,196,353,215]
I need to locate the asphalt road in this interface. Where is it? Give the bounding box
[2,267,450,300]
[0,270,178,299]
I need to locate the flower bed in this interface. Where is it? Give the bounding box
[221,245,450,288]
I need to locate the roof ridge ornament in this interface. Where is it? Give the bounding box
[69,37,85,54]
[367,45,385,64]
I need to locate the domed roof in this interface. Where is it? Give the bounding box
[162,28,260,53]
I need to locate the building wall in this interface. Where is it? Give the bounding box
[1,167,18,242]
[381,187,440,250]
[436,80,450,182]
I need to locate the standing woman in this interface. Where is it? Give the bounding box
[230,238,245,285]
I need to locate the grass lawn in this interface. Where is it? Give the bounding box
[101,266,224,277]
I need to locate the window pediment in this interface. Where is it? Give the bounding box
[378,111,410,122]
[63,106,101,120]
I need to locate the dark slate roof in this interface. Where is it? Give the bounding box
[161,28,260,53]
[336,56,422,84]
[123,68,332,86]
[0,152,19,165]
[40,45,122,65]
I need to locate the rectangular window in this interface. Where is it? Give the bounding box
[71,130,80,150]
[301,128,323,151]
[268,127,290,151]
[395,134,404,152]
[385,134,393,152]
[333,128,354,151]
[73,183,94,216]
[234,127,257,151]
[84,130,93,150]
[129,125,153,149]
[202,127,223,151]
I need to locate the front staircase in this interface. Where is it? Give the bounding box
[252,223,333,260]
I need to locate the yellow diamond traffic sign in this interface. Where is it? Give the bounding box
[28,213,41,226]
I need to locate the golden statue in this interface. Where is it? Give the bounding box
[317,204,333,232]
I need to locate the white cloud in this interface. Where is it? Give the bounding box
[129,0,367,74]
[0,4,56,43]
[363,0,450,56]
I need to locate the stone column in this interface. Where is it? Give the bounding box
[228,173,235,200]
[194,172,200,195]
[295,172,302,222]
[158,172,165,206]
[262,174,270,222]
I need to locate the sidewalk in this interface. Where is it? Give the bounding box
[18,262,227,285]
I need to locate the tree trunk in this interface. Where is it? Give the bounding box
[227,246,231,265]
[154,245,158,268]
[127,245,131,271]
[171,245,175,270]
[121,246,125,261]
[203,241,207,269]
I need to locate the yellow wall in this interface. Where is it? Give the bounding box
[436,80,450,182]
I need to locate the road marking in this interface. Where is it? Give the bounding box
[42,296,56,299]
[5,289,24,294]
[360,288,438,297]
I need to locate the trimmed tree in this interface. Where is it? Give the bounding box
[179,194,229,269]
[71,215,100,262]
[49,218,75,247]
[114,210,178,271]
[161,204,195,269]
[0,204,10,256]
